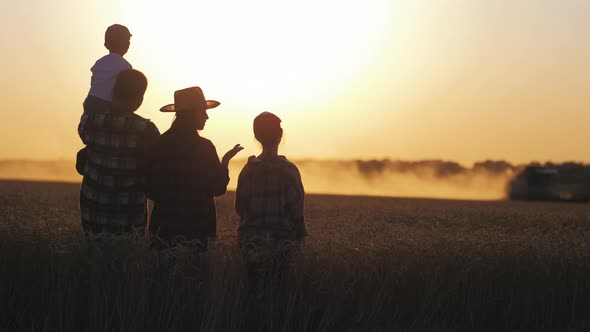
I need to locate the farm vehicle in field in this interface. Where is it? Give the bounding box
[508,166,590,203]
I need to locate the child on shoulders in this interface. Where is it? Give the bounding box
[83,24,133,114]
[77,24,134,176]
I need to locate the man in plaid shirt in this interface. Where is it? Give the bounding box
[78,69,160,235]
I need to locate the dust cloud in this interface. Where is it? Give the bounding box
[0,159,516,200]
[228,159,515,200]
[0,160,80,183]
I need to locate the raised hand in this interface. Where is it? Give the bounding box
[221,144,244,167]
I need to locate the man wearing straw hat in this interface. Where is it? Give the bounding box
[146,87,243,247]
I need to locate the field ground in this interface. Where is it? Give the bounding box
[1,180,589,331]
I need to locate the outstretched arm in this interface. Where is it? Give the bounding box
[221,144,244,168]
[205,142,243,197]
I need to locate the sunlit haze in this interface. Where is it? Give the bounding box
[1,0,589,165]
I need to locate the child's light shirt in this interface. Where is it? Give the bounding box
[87,53,132,102]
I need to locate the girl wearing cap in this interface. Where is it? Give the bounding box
[235,112,307,293]
[145,87,243,247]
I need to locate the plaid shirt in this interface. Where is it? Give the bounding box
[235,156,307,241]
[78,109,160,228]
[145,128,230,239]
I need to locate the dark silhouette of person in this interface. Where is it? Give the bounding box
[146,87,243,247]
[235,112,307,304]
[78,69,160,236]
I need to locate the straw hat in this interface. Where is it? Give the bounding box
[160,87,220,113]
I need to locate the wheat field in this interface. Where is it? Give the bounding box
[0,180,589,331]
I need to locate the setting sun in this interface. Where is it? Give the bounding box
[127,0,392,109]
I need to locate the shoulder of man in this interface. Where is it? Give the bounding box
[122,113,159,136]
[128,112,152,124]
[196,136,216,150]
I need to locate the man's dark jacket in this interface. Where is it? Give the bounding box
[146,127,229,240]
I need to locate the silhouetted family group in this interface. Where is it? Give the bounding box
[76,24,308,277]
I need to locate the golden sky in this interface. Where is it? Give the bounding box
[0,0,589,165]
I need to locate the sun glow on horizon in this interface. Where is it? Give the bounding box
[122,0,394,115]
[1,0,589,164]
